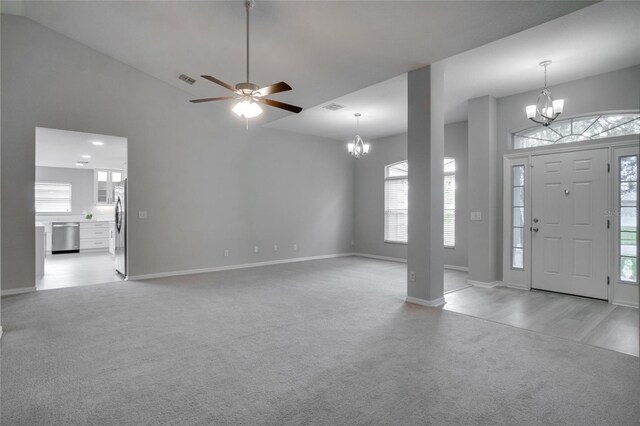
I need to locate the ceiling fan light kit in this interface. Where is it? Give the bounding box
[525,60,564,127]
[189,0,302,121]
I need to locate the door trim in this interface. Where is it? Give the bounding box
[502,137,639,304]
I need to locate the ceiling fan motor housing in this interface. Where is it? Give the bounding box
[236,82,259,95]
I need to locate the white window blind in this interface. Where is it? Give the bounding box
[384,161,408,243]
[35,182,72,213]
[444,158,456,247]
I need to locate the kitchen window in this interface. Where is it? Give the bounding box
[35,182,72,213]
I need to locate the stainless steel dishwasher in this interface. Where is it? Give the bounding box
[52,222,80,254]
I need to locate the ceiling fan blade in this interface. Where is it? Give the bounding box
[255,81,292,97]
[189,96,236,103]
[256,98,303,114]
[201,75,237,92]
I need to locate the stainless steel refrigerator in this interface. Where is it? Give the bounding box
[114,179,127,276]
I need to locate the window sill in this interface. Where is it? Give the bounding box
[384,240,407,245]
[444,245,455,249]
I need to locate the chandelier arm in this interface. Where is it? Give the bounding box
[538,111,560,121]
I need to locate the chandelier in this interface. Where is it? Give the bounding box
[525,60,564,127]
[347,113,370,159]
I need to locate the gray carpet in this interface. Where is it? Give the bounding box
[1,257,639,425]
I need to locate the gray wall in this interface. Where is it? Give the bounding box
[1,15,354,290]
[354,133,408,260]
[495,65,640,278]
[354,121,469,268]
[443,121,468,268]
[35,166,95,216]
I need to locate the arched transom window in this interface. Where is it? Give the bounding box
[513,113,640,149]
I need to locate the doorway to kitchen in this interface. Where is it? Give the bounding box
[35,127,128,290]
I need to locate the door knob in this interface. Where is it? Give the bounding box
[532,227,539,232]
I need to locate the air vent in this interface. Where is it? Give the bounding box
[179,74,196,85]
[323,103,344,111]
[76,161,89,165]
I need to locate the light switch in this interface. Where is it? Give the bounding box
[409,271,416,281]
[254,246,259,253]
[274,245,278,251]
[138,211,148,219]
[470,211,482,221]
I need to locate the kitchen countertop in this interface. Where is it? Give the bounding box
[36,219,115,226]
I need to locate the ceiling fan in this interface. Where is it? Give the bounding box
[190,0,303,119]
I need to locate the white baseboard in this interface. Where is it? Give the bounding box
[467,279,502,288]
[504,283,529,290]
[128,253,355,281]
[444,264,468,272]
[1,286,37,297]
[612,300,639,309]
[406,296,446,307]
[352,254,469,275]
[352,253,406,263]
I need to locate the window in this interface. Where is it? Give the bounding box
[619,155,637,284]
[513,113,640,149]
[444,158,456,247]
[384,161,408,243]
[511,165,525,269]
[35,182,72,213]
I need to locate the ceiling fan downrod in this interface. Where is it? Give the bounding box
[245,0,253,85]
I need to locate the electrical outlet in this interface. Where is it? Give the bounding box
[254,246,259,253]
[293,244,298,251]
[470,211,482,221]
[224,250,229,257]
[409,271,416,281]
[138,210,148,219]
[274,245,278,251]
[351,239,355,246]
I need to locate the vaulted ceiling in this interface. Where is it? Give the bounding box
[3,0,600,138]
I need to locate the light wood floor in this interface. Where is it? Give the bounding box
[444,269,471,293]
[443,285,639,356]
[37,252,123,291]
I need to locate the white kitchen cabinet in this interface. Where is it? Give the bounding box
[95,169,123,205]
[80,221,110,252]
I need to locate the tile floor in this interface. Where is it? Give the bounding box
[443,284,639,356]
[37,252,123,291]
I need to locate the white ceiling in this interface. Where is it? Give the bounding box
[2,0,593,126]
[267,74,408,142]
[268,2,640,141]
[36,127,127,170]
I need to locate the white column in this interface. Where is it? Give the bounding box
[406,64,445,306]
[467,95,499,286]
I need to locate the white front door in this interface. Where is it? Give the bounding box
[531,149,609,300]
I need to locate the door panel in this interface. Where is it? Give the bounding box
[532,149,608,300]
